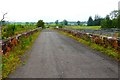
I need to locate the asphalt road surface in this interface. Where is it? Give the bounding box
[9,29,118,78]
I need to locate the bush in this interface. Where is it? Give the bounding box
[58,24,63,28]
[37,20,45,29]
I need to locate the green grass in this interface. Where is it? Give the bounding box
[2,29,41,78]
[2,24,37,40]
[57,30,120,61]
[64,26,101,30]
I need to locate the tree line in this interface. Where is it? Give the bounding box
[54,20,85,26]
[87,15,103,26]
[37,10,120,29]
[87,10,120,28]
[101,10,120,28]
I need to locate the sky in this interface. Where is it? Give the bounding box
[0,0,120,22]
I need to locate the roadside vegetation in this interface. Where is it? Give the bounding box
[57,30,120,61]
[2,29,41,78]
[53,10,120,61]
[2,23,37,40]
[1,19,44,78]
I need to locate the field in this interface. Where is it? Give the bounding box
[1,24,37,40]
[64,26,120,37]
[64,26,101,30]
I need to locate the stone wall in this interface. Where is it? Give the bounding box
[1,28,41,54]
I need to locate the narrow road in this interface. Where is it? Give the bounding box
[9,29,118,78]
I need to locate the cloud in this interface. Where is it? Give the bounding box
[0,0,119,22]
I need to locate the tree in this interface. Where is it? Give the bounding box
[94,15,103,26]
[37,20,45,28]
[77,21,80,25]
[101,10,120,28]
[63,20,68,25]
[110,10,120,28]
[0,13,7,27]
[101,15,112,28]
[101,19,107,28]
[25,22,29,25]
[5,24,16,37]
[117,15,120,28]
[1,21,6,26]
[58,24,63,28]
[87,16,94,26]
[94,19,101,26]
[1,13,7,21]
[112,19,117,28]
[55,20,59,25]
[106,15,112,28]
[110,10,119,19]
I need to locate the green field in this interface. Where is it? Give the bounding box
[64,26,101,30]
[2,24,37,39]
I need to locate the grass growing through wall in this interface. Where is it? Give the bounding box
[57,30,120,61]
[2,29,41,78]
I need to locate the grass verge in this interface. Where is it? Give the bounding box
[2,29,42,78]
[57,30,120,61]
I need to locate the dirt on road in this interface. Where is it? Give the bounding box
[9,29,118,78]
